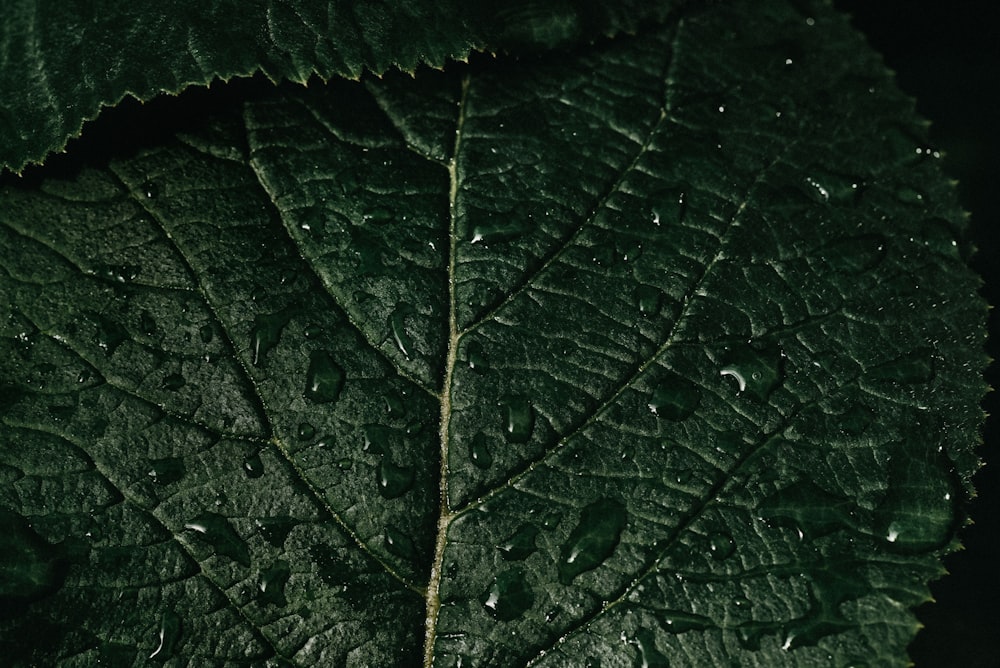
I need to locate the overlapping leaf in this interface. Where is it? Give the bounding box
[0,0,694,173]
[0,0,986,665]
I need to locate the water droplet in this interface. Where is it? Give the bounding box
[875,446,958,553]
[634,628,669,667]
[97,263,142,283]
[839,404,874,435]
[481,568,534,621]
[303,323,323,339]
[363,207,393,223]
[650,185,688,225]
[389,304,416,359]
[0,508,73,607]
[250,309,294,367]
[162,373,185,391]
[362,425,389,454]
[147,457,186,485]
[258,560,291,607]
[198,324,214,344]
[648,374,701,420]
[660,610,713,633]
[252,518,297,549]
[463,339,490,373]
[350,227,385,274]
[757,481,857,539]
[719,342,784,401]
[558,497,628,585]
[498,524,540,561]
[470,433,493,469]
[297,422,316,440]
[818,234,887,274]
[93,314,128,356]
[149,609,181,660]
[377,459,415,499]
[895,186,926,205]
[337,458,353,470]
[866,349,935,384]
[243,450,265,479]
[469,218,532,245]
[304,351,345,403]
[707,531,735,560]
[501,395,534,444]
[142,181,160,199]
[384,526,416,561]
[184,513,250,566]
[634,285,663,316]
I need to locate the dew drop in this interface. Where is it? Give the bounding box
[707,531,735,561]
[634,285,664,316]
[558,497,628,585]
[350,227,385,274]
[470,433,493,469]
[297,422,316,440]
[819,234,887,274]
[389,304,416,359]
[481,568,534,621]
[254,517,298,548]
[634,628,669,667]
[364,207,393,223]
[498,524,540,561]
[198,324,214,344]
[258,560,291,607]
[757,481,857,540]
[184,513,250,566]
[469,219,532,245]
[242,450,265,479]
[303,323,323,339]
[0,508,73,606]
[875,446,958,553]
[719,342,784,401]
[93,314,128,356]
[377,459,415,499]
[463,339,490,373]
[501,395,534,443]
[304,350,345,403]
[866,349,935,385]
[98,263,142,283]
[895,186,925,205]
[661,609,713,634]
[839,404,874,435]
[384,525,417,561]
[149,609,181,660]
[648,374,701,420]
[142,181,160,199]
[161,373,185,391]
[147,457,186,486]
[250,310,293,367]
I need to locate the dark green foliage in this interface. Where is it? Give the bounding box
[0,0,986,665]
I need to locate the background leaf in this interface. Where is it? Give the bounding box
[0,0,694,174]
[0,0,987,665]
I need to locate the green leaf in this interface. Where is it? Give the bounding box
[0,0,692,174]
[0,0,986,665]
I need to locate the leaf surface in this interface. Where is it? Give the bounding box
[0,0,691,173]
[0,0,986,665]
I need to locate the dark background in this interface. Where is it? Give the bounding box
[833,3,1000,666]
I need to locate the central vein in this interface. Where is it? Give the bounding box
[423,72,470,667]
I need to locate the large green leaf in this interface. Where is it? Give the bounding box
[0,0,691,174]
[0,0,986,665]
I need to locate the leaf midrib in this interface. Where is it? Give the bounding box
[422,70,470,668]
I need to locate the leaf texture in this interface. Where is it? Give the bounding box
[0,0,986,665]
